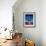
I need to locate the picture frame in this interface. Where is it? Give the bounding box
[23,12,36,28]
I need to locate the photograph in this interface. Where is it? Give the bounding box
[23,12,36,28]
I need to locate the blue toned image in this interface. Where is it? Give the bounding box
[25,14,33,21]
[25,14,33,25]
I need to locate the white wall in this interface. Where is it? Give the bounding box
[0,0,16,30]
[13,0,41,46]
[41,0,46,46]
[0,0,16,39]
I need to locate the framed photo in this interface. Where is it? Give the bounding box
[23,12,36,28]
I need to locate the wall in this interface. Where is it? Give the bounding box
[0,0,16,30]
[0,0,16,38]
[13,0,41,46]
[41,0,46,46]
